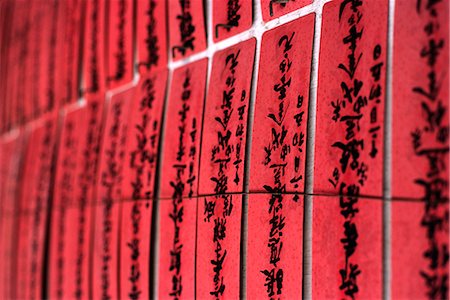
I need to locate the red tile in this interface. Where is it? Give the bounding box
[119,199,153,300]
[156,58,207,299]
[18,3,35,121]
[92,88,132,300]
[95,89,133,204]
[314,0,388,198]
[27,1,45,119]
[249,14,314,195]
[91,200,122,300]
[46,101,103,300]
[0,132,23,299]
[199,38,256,195]
[70,97,105,299]
[158,197,197,299]
[391,0,449,200]
[48,106,87,299]
[391,199,449,299]
[37,2,57,114]
[106,0,134,89]
[260,0,312,22]
[119,69,168,298]
[60,0,83,103]
[246,193,304,298]
[136,0,167,73]
[213,0,252,42]
[15,212,32,300]
[83,0,107,94]
[159,59,208,199]
[121,69,168,201]
[168,0,207,61]
[312,196,382,299]
[391,1,449,296]
[17,115,57,300]
[197,194,242,299]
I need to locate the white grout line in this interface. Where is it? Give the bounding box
[0,127,21,143]
[240,0,263,298]
[167,1,324,72]
[302,1,329,298]
[151,62,174,300]
[383,0,395,299]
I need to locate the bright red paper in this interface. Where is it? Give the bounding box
[312,196,382,299]
[260,0,312,22]
[0,131,23,299]
[119,69,168,299]
[0,139,5,297]
[16,213,31,300]
[391,0,449,298]
[196,195,242,299]
[16,114,57,300]
[119,199,153,299]
[391,200,449,299]
[92,89,132,300]
[313,0,388,198]
[159,58,208,199]
[158,198,197,299]
[0,1,9,130]
[157,59,207,299]
[7,3,22,126]
[199,38,256,195]
[48,105,85,300]
[70,97,105,300]
[121,69,168,200]
[41,1,59,113]
[0,142,6,298]
[54,0,69,108]
[168,0,206,61]
[47,103,102,300]
[60,0,83,104]
[83,0,107,94]
[18,3,33,122]
[106,0,134,89]
[28,1,44,119]
[136,0,167,73]
[391,0,449,199]
[212,0,252,42]
[249,14,314,195]
[246,194,304,298]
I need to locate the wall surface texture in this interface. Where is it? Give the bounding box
[0,0,449,299]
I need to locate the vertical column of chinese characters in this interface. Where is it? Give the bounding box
[269,0,290,17]
[413,1,449,298]
[142,1,158,68]
[100,102,122,300]
[81,0,106,296]
[232,52,246,188]
[56,121,75,298]
[76,100,101,299]
[45,1,58,112]
[330,1,380,298]
[127,77,156,299]
[87,0,98,93]
[367,44,383,161]
[172,0,195,58]
[260,32,302,298]
[215,1,241,38]
[203,51,242,298]
[29,120,54,297]
[107,0,126,83]
[168,70,192,298]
